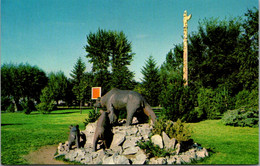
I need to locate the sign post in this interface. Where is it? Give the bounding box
[91,87,101,100]
[92,87,101,113]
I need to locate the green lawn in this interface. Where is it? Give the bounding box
[189,120,259,164]
[1,110,259,165]
[1,109,91,165]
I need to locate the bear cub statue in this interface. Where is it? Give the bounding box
[67,124,80,151]
[93,110,113,151]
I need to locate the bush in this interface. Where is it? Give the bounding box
[159,77,196,122]
[222,106,259,127]
[84,109,100,126]
[6,104,15,113]
[152,116,192,143]
[1,96,14,112]
[152,115,175,138]
[137,139,175,158]
[21,99,36,114]
[36,102,55,114]
[172,119,192,143]
[36,87,55,114]
[197,87,234,120]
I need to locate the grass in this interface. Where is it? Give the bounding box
[1,110,259,165]
[189,120,259,164]
[1,109,92,165]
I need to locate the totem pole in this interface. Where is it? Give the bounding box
[183,10,192,86]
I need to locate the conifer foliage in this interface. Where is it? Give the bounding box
[141,56,161,106]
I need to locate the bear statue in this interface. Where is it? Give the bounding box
[93,110,113,151]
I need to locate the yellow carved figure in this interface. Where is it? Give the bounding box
[183,10,192,28]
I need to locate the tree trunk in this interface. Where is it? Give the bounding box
[80,101,82,114]
[13,98,23,112]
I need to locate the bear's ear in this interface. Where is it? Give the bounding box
[99,109,104,114]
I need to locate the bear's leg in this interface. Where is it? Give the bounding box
[93,133,99,152]
[126,108,136,126]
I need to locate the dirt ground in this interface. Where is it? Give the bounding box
[23,145,68,165]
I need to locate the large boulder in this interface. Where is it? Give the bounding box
[151,134,164,148]
[162,131,176,150]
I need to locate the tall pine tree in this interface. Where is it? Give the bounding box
[141,56,161,106]
[70,57,87,114]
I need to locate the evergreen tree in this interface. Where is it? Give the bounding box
[236,7,259,90]
[70,57,87,114]
[141,56,161,106]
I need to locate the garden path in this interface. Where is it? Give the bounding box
[23,145,67,165]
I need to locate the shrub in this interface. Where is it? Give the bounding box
[36,102,55,114]
[21,99,36,114]
[36,87,55,114]
[6,104,15,113]
[1,96,13,112]
[159,76,196,122]
[152,115,175,138]
[152,116,192,143]
[222,106,259,127]
[197,87,234,120]
[137,139,175,158]
[172,119,192,143]
[84,109,100,126]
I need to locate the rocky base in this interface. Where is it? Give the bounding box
[56,119,209,164]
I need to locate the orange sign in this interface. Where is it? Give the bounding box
[92,87,101,99]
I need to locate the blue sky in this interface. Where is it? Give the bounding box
[1,0,258,82]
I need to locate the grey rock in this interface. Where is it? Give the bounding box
[102,155,115,164]
[74,149,86,162]
[151,134,164,148]
[181,154,191,163]
[81,155,93,164]
[85,133,94,145]
[175,142,181,155]
[65,150,77,161]
[149,157,167,164]
[132,117,139,124]
[84,122,96,134]
[84,143,92,149]
[132,150,147,164]
[175,156,182,164]
[196,148,208,159]
[138,125,152,137]
[114,155,130,164]
[123,146,140,155]
[122,136,141,149]
[126,126,138,136]
[167,156,176,164]
[110,146,123,155]
[162,132,177,150]
[92,157,102,164]
[110,133,126,148]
